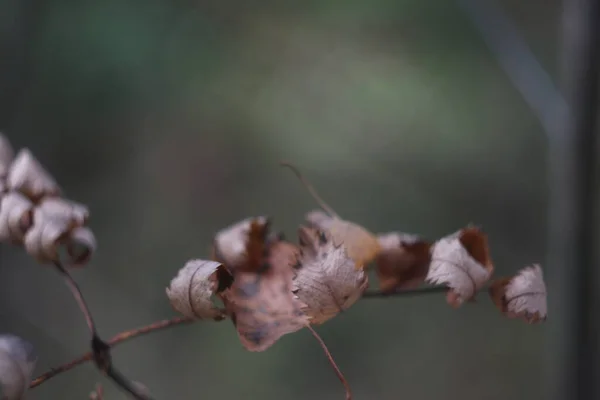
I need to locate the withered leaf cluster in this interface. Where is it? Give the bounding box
[167,216,370,351]
[167,166,548,359]
[0,134,96,266]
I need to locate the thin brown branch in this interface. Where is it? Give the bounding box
[49,259,162,400]
[279,161,340,219]
[306,325,352,400]
[30,316,196,389]
[52,260,96,334]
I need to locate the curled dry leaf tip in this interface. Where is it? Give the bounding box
[166,259,228,320]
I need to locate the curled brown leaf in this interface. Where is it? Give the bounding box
[166,259,228,320]
[374,233,432,293]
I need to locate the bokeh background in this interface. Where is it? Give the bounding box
[0,0,555,399]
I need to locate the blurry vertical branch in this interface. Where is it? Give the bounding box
[547,1,600,400]
[0,134,153,400]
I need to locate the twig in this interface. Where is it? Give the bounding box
[30,316,196,388]
[50,259,157,399]
[52,260,96,334]
[279,161,341,219]
[362,285,449,298]
[306,325,352,400]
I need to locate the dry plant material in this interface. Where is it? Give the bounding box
[293,226,368,324]
[425,226,494,307]
[374,232,432,292]
[281,164,382,269]
[166,260,228,320]
[489,264,547,323]
[219,219,309,351]
[0,193,33,243]
[212,216,269,270]
[0,334,37,400]
[7,149,61,201]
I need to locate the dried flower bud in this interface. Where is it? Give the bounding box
[0,192,34,243]
[7,149,61,201]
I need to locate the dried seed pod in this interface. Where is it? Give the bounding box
[23,208,72,263]
[38,197,89,226]
[7,148,61,201]
[66,227,97,266]
[0,192,34,243]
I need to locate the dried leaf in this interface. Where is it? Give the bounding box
[374,233,432,292]
[212,216,269,271]
[0,334,37,400]
[305,210,381,269]
[293,226,368,325]
[0,134,14,179]
[166,259,228,320]
[221,220,308,351]
[425,227,494,307]
[489,264,547,323]
[0,193,33,243]
[7,149,60,201]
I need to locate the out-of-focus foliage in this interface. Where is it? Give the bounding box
[0,0,555,399]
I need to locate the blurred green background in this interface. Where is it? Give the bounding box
[0,0,554,399]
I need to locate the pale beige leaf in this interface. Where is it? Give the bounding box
[304,209,381,268]
[0,193,33,243]
[425,229,493,307]
[65,227,97,267]
[0,334,37,400]
[0,134,14,179]
[505,264,547,322]
[166,259,226,320]
[212,216,268,270]
[293,227,368,325]
[7,149,60,201]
